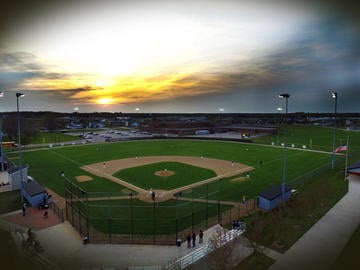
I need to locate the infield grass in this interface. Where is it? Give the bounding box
[114,162,216,190]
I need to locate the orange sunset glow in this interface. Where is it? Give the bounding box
[0,0,358,113]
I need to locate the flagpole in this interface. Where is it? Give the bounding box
[344,135,349,181]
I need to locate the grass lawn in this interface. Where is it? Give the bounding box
[242,168,348,253]
[234,251,275,270]
[5,131,77,146]
[30,131,77,144]
[0,190,22,214]
[114,162,217,190]
[86,198,229,234]
[330,224,360,270]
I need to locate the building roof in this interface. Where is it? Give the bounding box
[259,184,292,200]
[347,160,360,176]
[7,165,29,174]
[24,180,45,197]
[347,160,360,170]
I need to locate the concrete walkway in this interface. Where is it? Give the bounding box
[2,175,359,269]
[269,174,360,270]
[0,213,229,270]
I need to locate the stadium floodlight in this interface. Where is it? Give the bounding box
[331,91,338,169]
[279,93,290,202]
[16,92,25,202]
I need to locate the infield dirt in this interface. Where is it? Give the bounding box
[81,156,254,203]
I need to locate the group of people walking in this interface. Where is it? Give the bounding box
[186,230,204,248]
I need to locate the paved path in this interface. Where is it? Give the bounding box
[0,209,230,270]
[35,223,227,270]
[2,174,359,270]
[269,174,360,270]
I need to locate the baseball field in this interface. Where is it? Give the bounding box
[9,139,337,199]
[6,124,357,236]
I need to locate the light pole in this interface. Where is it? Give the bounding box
[16,92,25,202]
[0,91,4,172]
[279,93,290,202]
[218,108,224,123]
[276,107,283,146]
[331,92,338,169]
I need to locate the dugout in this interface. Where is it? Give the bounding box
[258,184,292,211]
[23,180,46,206]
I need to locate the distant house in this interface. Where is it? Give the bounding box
[23,180,46,206]
[68,121,84,129]
[195,130,210,135]
[258,184,292,211]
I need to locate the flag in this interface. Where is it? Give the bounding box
[335,143,348,153]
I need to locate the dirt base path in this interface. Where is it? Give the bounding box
[81,156,254,203]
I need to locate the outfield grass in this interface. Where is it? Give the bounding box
[114,162,217,190]
[253,124,360,155]
[7,139,341,201]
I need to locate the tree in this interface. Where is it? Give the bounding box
[43,115,58,132]
[2,114,17,140]
[207,227,238,270]
[245,213,266,254]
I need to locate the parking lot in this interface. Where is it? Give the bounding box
[66,129,153,144]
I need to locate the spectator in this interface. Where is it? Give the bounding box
[199,230,204,244]
[186,233,191,248]
[22,203,26,216]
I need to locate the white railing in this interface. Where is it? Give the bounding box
[166,224,246,270]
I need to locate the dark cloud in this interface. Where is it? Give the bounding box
[0,51,43,72]
[0,1,359,113]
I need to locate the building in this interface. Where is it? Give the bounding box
[7,166,29,191]
[346,160,360,176]
[258,184,292,211]
[23,180,46,206]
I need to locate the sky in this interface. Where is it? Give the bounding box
[0,0,359,113]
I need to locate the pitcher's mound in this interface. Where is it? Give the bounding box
[154,170,175,177]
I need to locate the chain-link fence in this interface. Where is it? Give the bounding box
[288,155,346,189]
[63,177,256,245]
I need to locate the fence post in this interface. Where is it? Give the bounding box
[206,184,208,229]
[86,192,89,243]
[153,200,156,245]
[108,218,112,244]
[130,192,134,243]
